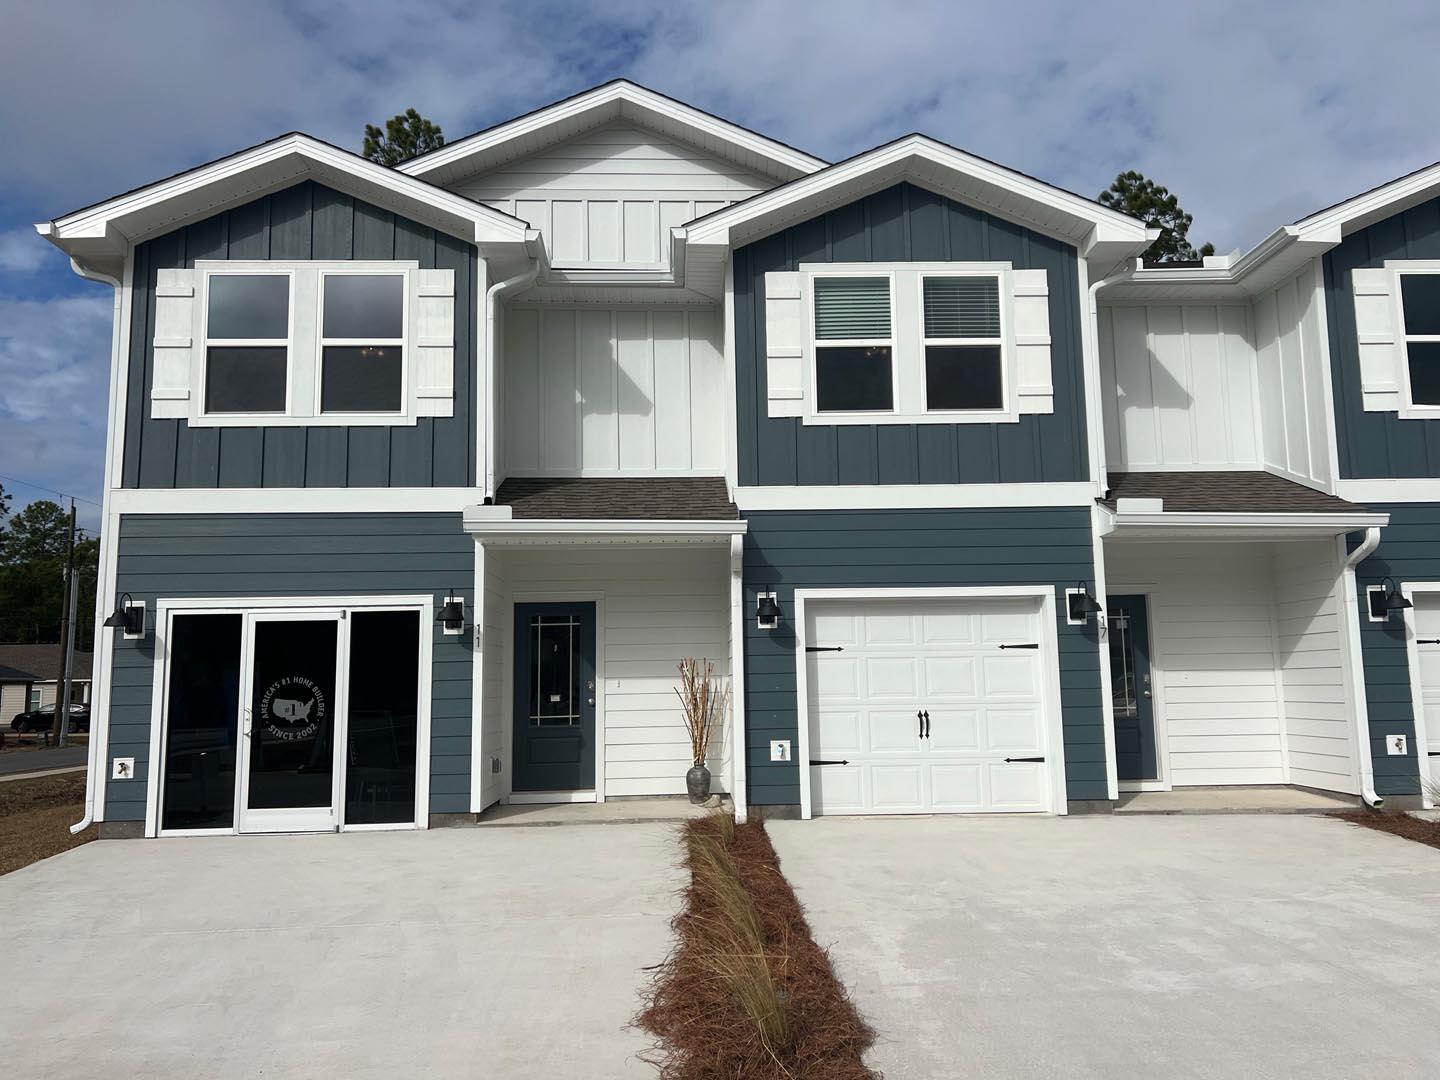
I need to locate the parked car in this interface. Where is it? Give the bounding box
[10,703,89,734]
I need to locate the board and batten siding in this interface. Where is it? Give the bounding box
[734,182,1088,487]
[455,122,770,269]
[1352,504,1437,796]
[1325,194,1440,478]
[489,546,731,797]
[1098,303,1261,469]
[742,507,1105,806]
[501,306,724,475]
[123,181,480,490]
[104,513,474,822]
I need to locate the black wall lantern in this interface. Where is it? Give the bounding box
[103,593,146,638]
[437,591,465,635]
[1065,584,1103,626]
[756,590,781,630]
[1368,577,1413,622]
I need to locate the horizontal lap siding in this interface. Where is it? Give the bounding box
[1354,504,1437,795]
[124,181,478,490]
[735,182,1088,487]
[1324,195,1440,478]
[106,513,473,821]
[742,507,1103,806]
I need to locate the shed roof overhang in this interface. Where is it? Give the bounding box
[37,133,539,279]
[1098,507,1389,541]
[462,506,747,546]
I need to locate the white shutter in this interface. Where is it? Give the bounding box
[1352,268,1401,412]
[411,268,456,417]
[1009,269,1053,415]
[764,270,807,418]
[151,268,196,419]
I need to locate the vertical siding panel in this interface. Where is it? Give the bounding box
[261,428,306,486]
[226,197,270,258]
[267,183,312,260]
[138,232,182,489]
[616,310,656,471]
[795,426,839,485]
[829,200,867,261]
[504,308,542,473]
[916,425,959,483]
[305,429,348,486]
[790,216,828,265]
[310,188,355,259]
[539,310,580,472]
[579,309,619,470]
[875,426,917,483]
[734,248,760,485]
[352,202,396,260]
[906,185,949,261]
[835,427,879,484]
[346,429,391,486]
[217,429,264,486]
[123,244,150,488]
[867,186,907,261]
[947,200,987,260]
[653,310,692,470]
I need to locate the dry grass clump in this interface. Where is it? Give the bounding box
[675,658,728,768]
[637,812,875,1079]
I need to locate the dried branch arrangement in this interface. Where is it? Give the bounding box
[676,657,730,768]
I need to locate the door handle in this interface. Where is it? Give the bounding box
[922,710,930,739]
[917,710,923,738]
[242,707,253,737]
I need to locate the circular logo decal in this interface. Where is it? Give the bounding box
[259,676,326,741]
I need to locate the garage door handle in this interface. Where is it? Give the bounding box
[922,710,930,738]
[1004,756,1045,764]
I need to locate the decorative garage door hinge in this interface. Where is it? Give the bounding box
[1418,638,1440,645]
[998,642,1040,650]
[810,759,850,766]
[1004,756,1045,763]
[805,645,844,652]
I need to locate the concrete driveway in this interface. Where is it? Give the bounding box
[769,814,1440,1079]
[0,825,682,1079]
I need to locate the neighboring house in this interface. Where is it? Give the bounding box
[0,645,93,722]
[34,80,1439,838]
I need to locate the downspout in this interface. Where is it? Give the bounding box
[482,247,541,500]
[66,256,122,835]
[1085,261,1137,495]
[1341,526,1384,808]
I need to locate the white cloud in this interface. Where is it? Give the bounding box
[0,228,50,272]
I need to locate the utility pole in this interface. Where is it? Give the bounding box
[52,501,77,745]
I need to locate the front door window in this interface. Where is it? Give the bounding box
[1107,595,1157,782]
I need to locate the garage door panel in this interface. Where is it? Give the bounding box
[920,611,979,645]
[989,762,1048,811]
[982,608,1036,644]
[870,765,926,811]
[815,709,860,755]
[984,707,1044,752]
[812,766,864,815]
[923,655,977,697]
[924,708,980,752]
[928,764,985,811]
[868,710,923,754]
[866,657,919,698]
[811,611,860,646]
[862,612,915,646]
[812,656,860,699]
[982,654,1040,696]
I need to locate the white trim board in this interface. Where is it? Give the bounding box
[735,482,1100,511]
[791,585,1069,820]
[108,488,479,515]
[1399,581,1439,810]
[1336,479,1440,503]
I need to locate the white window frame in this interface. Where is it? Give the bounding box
[199,268,296,417]
[315,268,409,417]
[191,259,421,427]
[1393,264,1440,417]
[799,261,1019,425]
[807,269,899,419]
[917,269,1009,419]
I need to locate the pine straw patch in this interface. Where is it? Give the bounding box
[0,774,96,876]
[1334,809,1440,852]
[637,813,875,1079]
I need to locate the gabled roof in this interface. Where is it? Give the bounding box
[397,79,827,188]
[679,133,1155,267]
[37,133,537,277]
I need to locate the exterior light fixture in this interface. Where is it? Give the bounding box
[756,590,781,630]
[1065,584,1103,626]
[437,591,465,635]
[103,593,146,638]
[1367,578,1414,622]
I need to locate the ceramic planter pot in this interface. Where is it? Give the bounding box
[686,764,711,803]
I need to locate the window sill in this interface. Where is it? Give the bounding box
[801,408,1020,426]
[180,411,422,428]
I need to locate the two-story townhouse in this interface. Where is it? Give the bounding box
[40,79,1436,840]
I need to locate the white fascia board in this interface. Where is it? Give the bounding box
[735,482,1101,511]
[684,135,1150,251]
[109,487,480,515]
[462,514,747,537]
[398,81,826,182]
[1106,510,1389,538]
[1294,160,1440,240]
[39,135,533,256]
[1100,224,1343,301]
[1336,478,1440,503]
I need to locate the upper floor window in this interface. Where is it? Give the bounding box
[1399,271,1440,408]
[921,275,1003,411]
[813,275,894,412]
[152,260,456,427]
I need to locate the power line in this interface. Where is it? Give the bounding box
[0,473,103,509]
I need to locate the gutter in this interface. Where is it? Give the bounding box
[483,251,541,499]
[1341,526,1384,808]
[66,256,122,835]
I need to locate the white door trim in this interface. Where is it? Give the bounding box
[144,594,434,838]
[505,590,607,804]
[1400,581,1440,810]
[793,585,1068,820]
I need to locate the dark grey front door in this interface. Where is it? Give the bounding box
[1108,595,1158,782]
[512,602,597,792]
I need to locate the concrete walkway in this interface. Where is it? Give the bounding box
[769,814,1440,1079]
[0,825,684,1079]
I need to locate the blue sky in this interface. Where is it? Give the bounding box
[5,0,1440,529]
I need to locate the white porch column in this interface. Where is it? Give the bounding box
[729,533,749,823]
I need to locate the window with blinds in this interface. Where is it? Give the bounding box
[921,273,1004,411]
[812,275,894,412]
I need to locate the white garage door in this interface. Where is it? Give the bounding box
[1416,595,1440,800]
[805,596,1055,815]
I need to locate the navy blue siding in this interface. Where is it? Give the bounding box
[734,183,1089,487]
[1352,505,1436,797]
[1324,194,1440,478]
[742,507,1106,806]
[106,513,474,822]
[123,181,479,489]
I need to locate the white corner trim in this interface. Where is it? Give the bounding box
[791,585,1069,820]
[1399,580,1439,810]
[734,482,1100,511]
[1089,506,1119,802]
[728,533,749,824]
